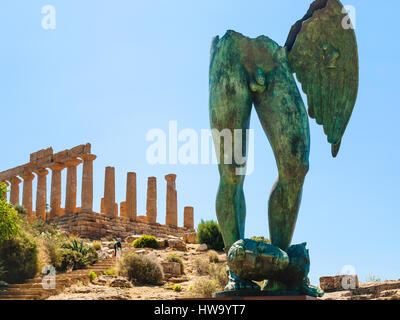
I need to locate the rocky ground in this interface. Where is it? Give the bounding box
[321,280,400,300]
[47,241,227,300]
[45,237,400,300]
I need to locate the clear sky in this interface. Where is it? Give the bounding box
[0,0,399,285]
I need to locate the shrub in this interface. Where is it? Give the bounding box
[208,250,219,263]
[172,284,182,292]
[13,204,27,216]
[57,239,98,272]
[103,269,115,276]
[191,277,221,298]
[89,270,97,282]
[208,263,228,288]
[0,183,21,243]
[194,257,209,275]
[117,253,163,285]
[92,241,102,251]
[132,235,160,249]
[250,236,271,244]
[166,254,184,274]
[196,220,224,251]
[0,235,38,283]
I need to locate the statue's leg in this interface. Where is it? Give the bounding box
[209,52,252,250]
[210,44,259,291]
[253,51,310,252]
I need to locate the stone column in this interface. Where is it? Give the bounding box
[9,176,22,205]
[64,158,82,214]
[1,180,9,201]
[103,166,116,217]
[184,206,194,229]
[146,177,157,223]
[21,172,35,220]
[165,174,177,227]
[35,169,49,220]
[49,163,64,218]
[125,172,137,220]
[81,154,97,212]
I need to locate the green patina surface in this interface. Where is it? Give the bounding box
[209,0,358,297]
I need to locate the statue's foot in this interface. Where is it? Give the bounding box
[224,271,260,291]
[300,283,324,297]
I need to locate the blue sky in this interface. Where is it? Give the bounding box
[0,0,399,285]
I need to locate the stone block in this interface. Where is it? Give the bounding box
[319,275,359,292]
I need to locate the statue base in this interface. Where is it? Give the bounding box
[213,291,318,300]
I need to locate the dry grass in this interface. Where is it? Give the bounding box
[208,250,219,263]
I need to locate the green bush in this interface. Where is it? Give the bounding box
[57,239,98,272]
[103,269,115,276]
[0,182,21,243]
[196,220,224,251]
[13,204,27,216]
[117,253,163,285]
[0,235,38,283]
[132,235,160,249]
[250,236,271,244]
[166,254,184,274]
[172,284,182,292]
[89,270,97,282]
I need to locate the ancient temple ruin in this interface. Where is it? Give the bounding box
[0,143,195,240]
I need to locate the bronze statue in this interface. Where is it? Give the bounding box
[209,0,358,297]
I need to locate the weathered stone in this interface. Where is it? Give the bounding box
[81,154,96,212]
[167,239,187,251]
[196,244,208,252]
[165,174,177,227]
[34,168,49,220]
[20,172,35,220]
[103,167,116,218]
[9,176,22,205]
[64,158,82,214]
[110,277,133,288]
[125,172,137,220]
[146,177,157,223]
[320,275,359,292]
[48,163,64,218]
[183,206,194,229]
[183,232,197,244]
[161,262,182,277]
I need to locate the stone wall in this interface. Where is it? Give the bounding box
[52,211,195,241]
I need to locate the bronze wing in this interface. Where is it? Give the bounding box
[285,0,359,157]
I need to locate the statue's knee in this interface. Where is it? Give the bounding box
[280,159,309,180]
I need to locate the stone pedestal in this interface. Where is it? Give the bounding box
[9,176,22,205]
[65,158,82,214]
[49,163,64,218]
[104,166,116,218]
[184,206,194,229]
[125,172,137,220]
[165,174,177,226]
[81,154,96,212]
[146,177,157,223]
[34,168,49,220]
[21,172,35,220]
